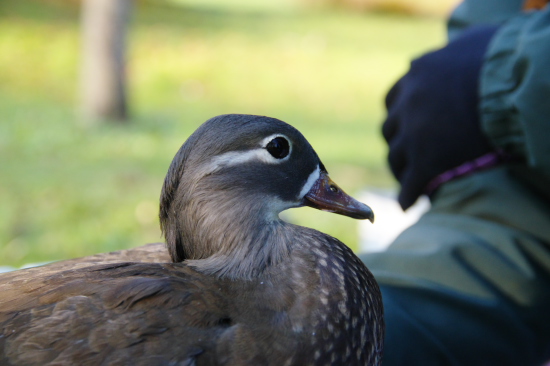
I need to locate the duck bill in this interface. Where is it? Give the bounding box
[303,171,374,222]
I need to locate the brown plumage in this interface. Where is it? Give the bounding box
[0,114,384,365]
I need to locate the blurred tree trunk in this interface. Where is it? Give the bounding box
[80,0,131,123]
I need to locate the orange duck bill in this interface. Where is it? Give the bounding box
[303,170,375,222]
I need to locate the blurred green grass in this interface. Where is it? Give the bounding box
[0,0,445,266]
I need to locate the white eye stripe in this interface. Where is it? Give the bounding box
[298,165,320,199]
[197,134,293,177]
[212,149,277,168]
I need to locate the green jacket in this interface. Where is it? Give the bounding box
[362,3,550,364]
[450,0,550,178]
[360,166,550,365]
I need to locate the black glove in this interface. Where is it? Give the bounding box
[382,25,499,210]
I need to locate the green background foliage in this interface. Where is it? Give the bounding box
[0,0,445,267]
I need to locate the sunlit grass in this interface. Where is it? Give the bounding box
[0,0,445,267]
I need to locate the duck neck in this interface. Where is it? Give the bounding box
[182,191,294,280]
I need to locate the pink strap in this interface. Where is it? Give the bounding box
[424,151,509,196]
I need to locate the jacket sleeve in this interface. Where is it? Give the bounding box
[447,0,523,39]
[448,0,550,178]
[359,167,550,365]
[480,8,550,178]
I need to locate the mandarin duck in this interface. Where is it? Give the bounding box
[0,114,384,365]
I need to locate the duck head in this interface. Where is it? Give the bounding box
[159,114,373,279]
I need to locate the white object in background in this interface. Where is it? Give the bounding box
[0,262,52,274]
[358,189,430,253]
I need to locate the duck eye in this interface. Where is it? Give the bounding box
[266,137,290,159]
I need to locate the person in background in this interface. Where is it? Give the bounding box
[360,1,550,364]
